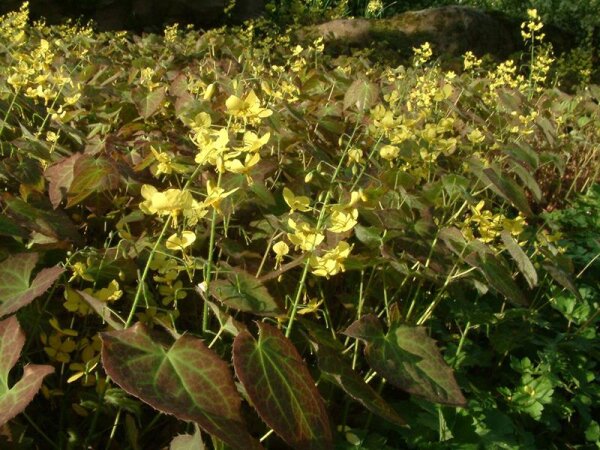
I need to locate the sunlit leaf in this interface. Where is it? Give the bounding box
[66,156,120,207]
[500,231,538,289]
[233,323,333,450]
[344,315,466,407]
[133,87,167,119]
[0,316,54,427]
[101,323,262,450]
[0,253,65,318]
[344,79,379,111]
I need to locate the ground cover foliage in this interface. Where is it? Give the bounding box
[0,2,599,449]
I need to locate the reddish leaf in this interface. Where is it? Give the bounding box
[233,323,333,450]
[0,253,65,318]
[44,153,83,209]
[66,156,120,208]
[100,324,261,450]
[344,315,466,407]
[0,316,54,427]
[343,79,379,111]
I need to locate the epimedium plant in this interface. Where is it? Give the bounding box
[0,2,599,448]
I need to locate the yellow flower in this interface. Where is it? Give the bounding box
[287,218,324,252]
[139,185,193,225]
[309,241,352,278]
[193,128,229,166]
[166,231,196,251]
[63,287,90,315]
[203,180,238,213]
[225,90,273,120]
[328,205,358,233]
[235,131,270,153]
[224,152,261,178]
[379,144,399,162]
[283,187,311,212]
[467,129,485,144]
[272,241,289,268]
[42,332,77,364]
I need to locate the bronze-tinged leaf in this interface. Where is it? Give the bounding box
[210,269,283,317]
[133,87,167,119]
[0,316,54,427]
[66,156,120,208]
[44,153,83,209]
[0,253,65,318]
[233,323,333,450]
[100,324,262,450]
[312,341,406,427]
[343,79,379,111]
[344,315,466,407]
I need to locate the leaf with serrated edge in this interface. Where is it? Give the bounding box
[0,253,65,318]
[233,323,332,450]
[344,315,466,407]
[170,425,205,450]
[100,323,261,450]
[313,341,406,427]
[0,316,54,427]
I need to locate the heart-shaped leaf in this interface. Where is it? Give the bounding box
[66,156,120,208]
[210,269,283,317]
[312,340,406,427]
[101,324,262,450]
[233,323,332,450]
[344,79,379,111]
[344,315,466,407]
[134,87,167,119]
[0,253,65,318]
[0,316,54,427]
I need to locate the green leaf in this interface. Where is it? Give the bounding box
[233,323,333,450]
[100,324,262,450]
[500,231,538,289]
[343,79,379,111]
[66,156,120,208]
[210,269,283,317]
[0,253,65,318]
[133,87,167,119]
[312,340,406,427]
[0,315,54,427]
[344,315,466,407]
[481,168,533,217]
[466,245,529,306]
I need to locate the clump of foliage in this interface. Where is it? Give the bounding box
[0,2,599,449]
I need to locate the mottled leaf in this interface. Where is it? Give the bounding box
[100,324,261,450]
[66,156,120,207]
[344,79,379,111]
[210,269,283,317]
[313,341,406,427]
[0,253,65,318]
[344,315,466,407]
[0,316,54,427]
[233,323,333,450]
[500,231,538,289]
[44,153,83,209]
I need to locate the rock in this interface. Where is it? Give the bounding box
[311,5,573,59]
